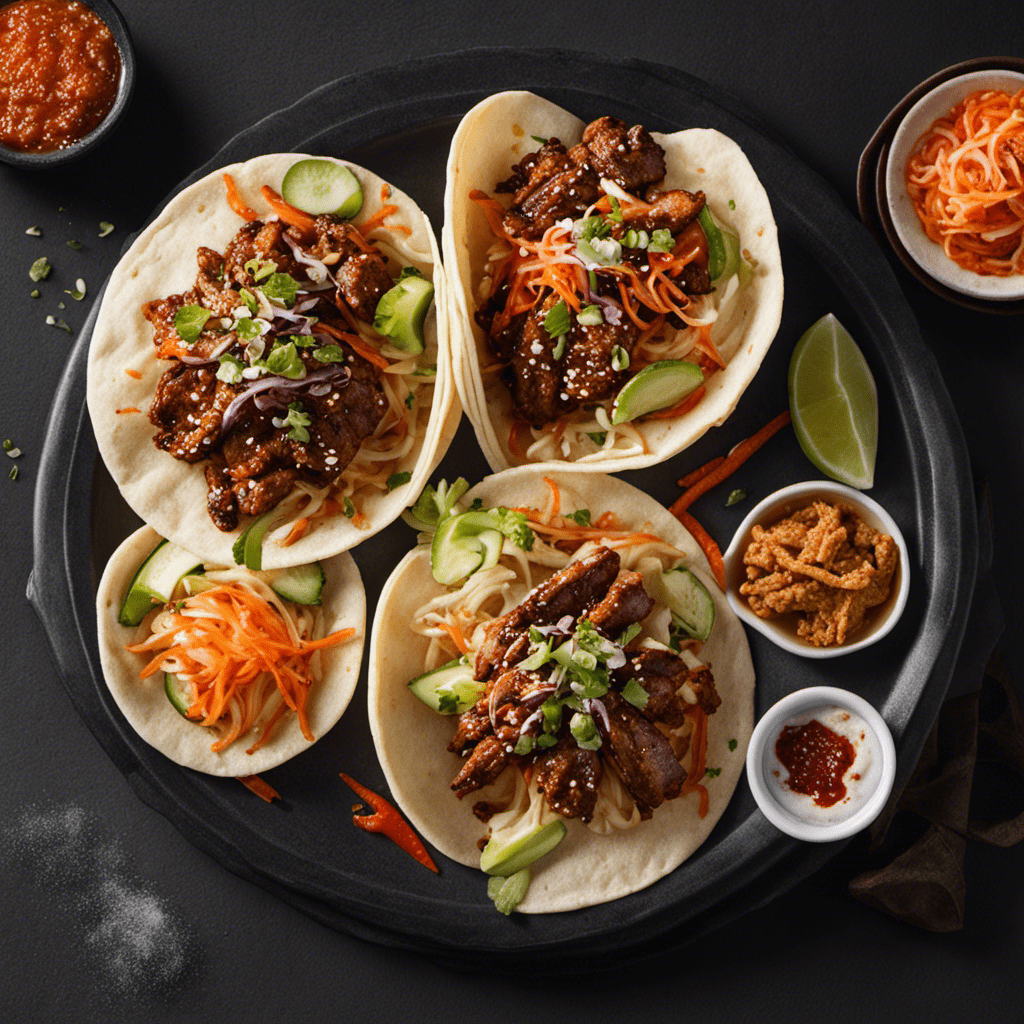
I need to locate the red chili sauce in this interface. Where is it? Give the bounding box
[775,718,856,808]
[0,0,120,153]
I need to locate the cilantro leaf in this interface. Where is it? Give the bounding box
[543,299,571,339]
[647,228,674,253]
[487,507,534,551]
[235,317,262,342]
[273,401,312,442]
[587,431,607,447]
[728,738,738,752]
[313,344,347,364]
[174,304,212,344]
[387,471,412,491]
[261,272,300,307]
[608,196,623,223]
[565,508,591,527]
[705,766,722,779]
[264,341,306,379]
[621,678,649,711]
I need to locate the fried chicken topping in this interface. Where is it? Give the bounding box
[739,499,898,647]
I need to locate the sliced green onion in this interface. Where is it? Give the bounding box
[99,221,115,237]
[25,226,41,237]
[726,488,747,507]
[387,471,412,491]
[621,678,649,711]
[29,257,51,282]
[543,299,570,338]
[577,304,604,327]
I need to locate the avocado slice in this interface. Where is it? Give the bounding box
[480,820,568,876]
[610,360,704,424]
[373,268,434,355]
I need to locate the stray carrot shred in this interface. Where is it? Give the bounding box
[679,705,710,817]
[438,619,471,655]
[260,185,316,234]
[357,203,403,235]
[115,407,141,415]
[679,455,725,489]
[223,174,259,221]
[340,773,438,872]
[238,775,281,803]
[508,420,532,461]
[671,411,791,516]
[124,368,142,380]
[673,508,727,590]
[316,320,390,371]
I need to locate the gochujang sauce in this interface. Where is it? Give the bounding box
[775,717,856,808]
[0,0,121,153]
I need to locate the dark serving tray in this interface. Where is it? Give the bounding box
[28,49,977,970]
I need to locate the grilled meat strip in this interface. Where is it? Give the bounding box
[599,690,687,819]
[473,546,621,680]
[533,738,603,824]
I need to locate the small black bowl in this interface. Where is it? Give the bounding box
[0,0,136,169]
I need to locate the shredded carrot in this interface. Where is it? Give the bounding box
[282,517,310,547]
[672,508,726,590]
[380,183,390,202]
[645,385,707,420]
[260,185,316,234]
[223,173,259,221]
[357,203,410,236]
[115,407,141,415]
[124,368,142,380]
[670,411,791,515]
[679,705,709,817]
[679,455,726,489]
[508,419,532,461]
[127,583,357,754]
[438,619,471,656]
[542,476,561,519]
[340,773,438,872]
[238,775,281,803]
[352,511,367,528]
[906,87,1024,276]
[316,320,390,371]
[691,325,726,370]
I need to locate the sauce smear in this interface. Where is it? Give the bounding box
[0,0,121,153]
[775,718,855,808]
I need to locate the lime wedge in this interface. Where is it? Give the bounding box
[788,314,878,489]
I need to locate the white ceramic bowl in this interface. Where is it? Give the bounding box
[721,480,910,659]
[746,686,897,842]
[885,68,1024,301]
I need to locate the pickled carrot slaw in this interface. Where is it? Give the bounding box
[905,88,1024,276]
[126,572,356,755]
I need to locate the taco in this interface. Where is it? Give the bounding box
[443,91,783,472]
[368,470,754,913]
[88,154,459,570]
[96,525,365,776]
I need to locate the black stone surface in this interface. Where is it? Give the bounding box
[2,2,1022,1021]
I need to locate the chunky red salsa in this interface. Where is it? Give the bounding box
[775,717,856,808]
[0,0,120,153]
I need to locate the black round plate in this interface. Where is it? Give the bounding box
[29,49,977,969]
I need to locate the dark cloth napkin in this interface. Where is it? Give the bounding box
[848,486,1024,931]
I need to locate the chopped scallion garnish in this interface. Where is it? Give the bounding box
[64,278,86,301]
[45,315,71,332]
[99,221,115,237]
[25,226,42,237]
[725,488,746,507]
[728,738,738,751]
[387,471,412,491]
[66,239,82,250]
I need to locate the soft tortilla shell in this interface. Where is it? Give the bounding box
[96,525,365,776]
[368,469,754,913]
[88,154,457,569]
[442,91,784,473]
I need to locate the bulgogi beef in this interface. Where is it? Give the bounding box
[450,546,720,826]
[142,212,394,531]
[478,116,712,426]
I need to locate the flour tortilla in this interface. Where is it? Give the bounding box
[443,91,784,473]
[368,469,754,913]
[88,154,459,569]
[97,525,365,776]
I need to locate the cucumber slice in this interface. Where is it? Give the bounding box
[182,573,215,596]
[373,270,434,354]
[611,360,704,424]
[407,656,483,714]
[281,159,363,218]
[480,820,567,876]
[270,562,325,605]
[118,540,203,626]
[430,511,504,585]
[698,206,727,280]
[164,672,194,718]
[662,567,716,641]
[232,510,278,571]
